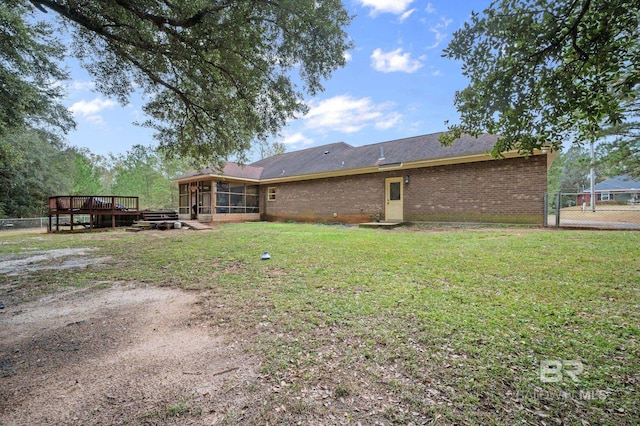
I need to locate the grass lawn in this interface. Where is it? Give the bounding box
[1,223,638,424]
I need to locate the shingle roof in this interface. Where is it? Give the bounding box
[175,162,263,181]
[251,133,499,179]
[175,132,500,182]
[593,175,640,191]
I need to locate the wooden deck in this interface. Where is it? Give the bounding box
[48,195,140,232]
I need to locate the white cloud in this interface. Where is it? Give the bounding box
[69,98,117,127]
[375,112,402,130]
[282,132,314,146]
[343,51,353,62]
[70,80,95,91]
[370,48,423,73]
[303,95,401,134]
[398,8,416,22]
[84,114,106,126]
[426,17,453,49]
[357,0,414,16]
[69,98,117,117]
[425,2,436,14]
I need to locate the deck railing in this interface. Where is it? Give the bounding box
[49,196,139,213]
[48,196,140,232]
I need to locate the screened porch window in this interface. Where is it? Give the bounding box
[198,181,212,214]
[178,184,190,215]
[215,182,259,214]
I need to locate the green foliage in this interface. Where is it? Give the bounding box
[597,135,640,179]
[0,1,74,137]
[0,134,190,217]
[31,0,352,165]
[68,148,106,195]
[442,0,640,156]
[595,102,640,179]
[110,145,189,209]
[0,130,73,217]
[547,146,593,194]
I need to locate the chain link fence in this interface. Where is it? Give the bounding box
[0,216,91,231]
[546,191,640,229]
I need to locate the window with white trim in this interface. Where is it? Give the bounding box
[268,187,276,201]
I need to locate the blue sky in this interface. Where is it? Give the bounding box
[62,0,492,161]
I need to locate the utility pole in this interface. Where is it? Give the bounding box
[590,140,595,212]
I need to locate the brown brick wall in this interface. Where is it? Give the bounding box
[260,174,386,223]
[403,155,547,224]
[261,154,548,225]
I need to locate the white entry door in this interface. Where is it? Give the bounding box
[385,177,403,221]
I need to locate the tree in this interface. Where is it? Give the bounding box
[256,140,287,160]
[441,0,640,156]
[547,146,592,195]
[68,148,107,195]
[0,1,74,138]
[0,129,73,217]
[596,133,640,179]
[595,96,640,178]
[27,0,352,165]
[110,145,178,209]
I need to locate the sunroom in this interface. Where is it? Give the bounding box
[175,164,263,223]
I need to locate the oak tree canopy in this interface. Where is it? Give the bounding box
[441,0,639,157]
[4,0,352,164]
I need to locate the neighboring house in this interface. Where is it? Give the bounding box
[578,175,640,205]
[175,133,552,225]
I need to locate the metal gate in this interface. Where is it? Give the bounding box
[546,192,640,229]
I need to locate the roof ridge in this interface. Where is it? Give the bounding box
[356,132,445,148]
[250,141,354,166]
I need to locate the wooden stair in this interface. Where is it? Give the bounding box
[140,210,179,221]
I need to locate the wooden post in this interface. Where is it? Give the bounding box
[89,197,94,230]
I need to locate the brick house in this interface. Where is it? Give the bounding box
[577,175,640,205]
[175,133,552,225]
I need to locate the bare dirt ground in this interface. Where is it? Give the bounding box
[0,282,259,425]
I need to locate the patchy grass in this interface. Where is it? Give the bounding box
[1,223,639,424]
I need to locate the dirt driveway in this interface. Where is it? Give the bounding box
[0,283,257,425]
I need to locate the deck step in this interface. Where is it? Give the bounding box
[358,221,406,229]
[182,220,213,230]
[140,210,179,221]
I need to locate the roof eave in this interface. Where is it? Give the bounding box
[174,173,261,184]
